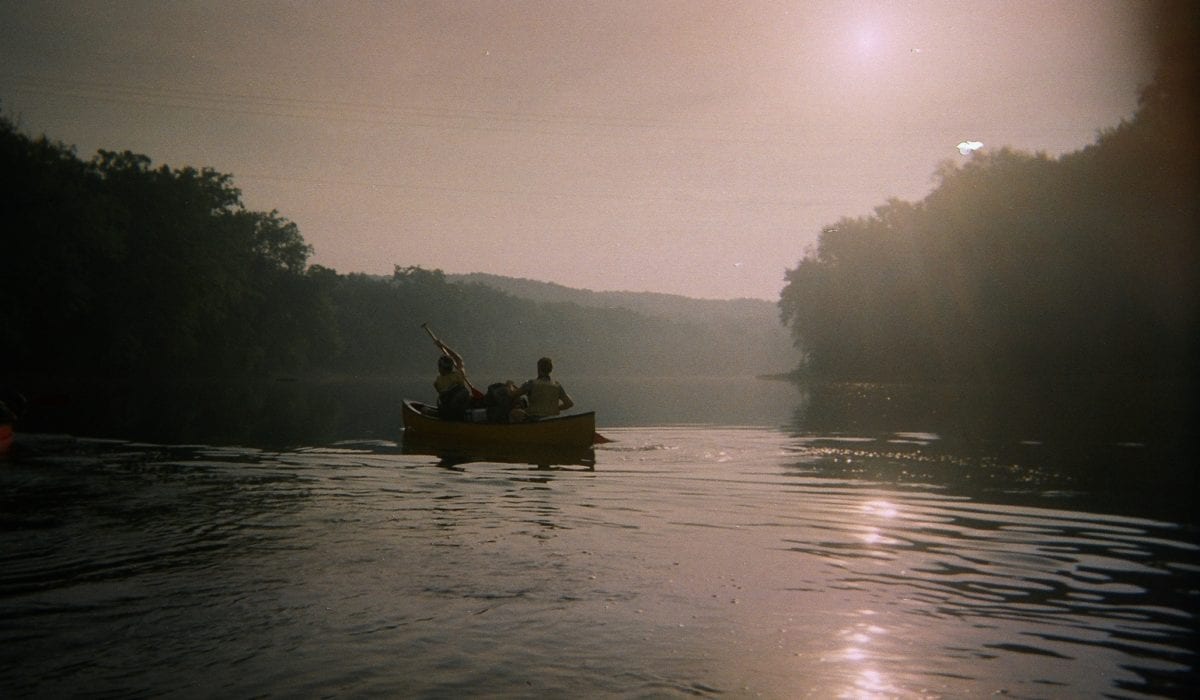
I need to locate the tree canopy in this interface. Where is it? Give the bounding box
[778,45,1198,382]
[1,124,335,378]
[1,119,792,385]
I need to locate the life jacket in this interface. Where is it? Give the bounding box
[436,371,469,420]
[434,370,465,395]
[526,377,564,417]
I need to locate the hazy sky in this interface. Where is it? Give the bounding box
[0,1,1158,300]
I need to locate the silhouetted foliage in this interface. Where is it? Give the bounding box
[0,115,791,388]
[322,265,792,378]
[1,120,334,378]
[779,34,1198,382]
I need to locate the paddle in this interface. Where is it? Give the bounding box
[422,323,484,400]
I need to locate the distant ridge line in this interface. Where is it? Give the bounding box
[447,272,780,324]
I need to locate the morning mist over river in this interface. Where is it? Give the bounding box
[3,1,1198,697]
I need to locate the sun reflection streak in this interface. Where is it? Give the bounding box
[860,500,899,545]
[838,505,907,697]
[855,667,894,695]
[831,615,903,698]
[862,500,898,518]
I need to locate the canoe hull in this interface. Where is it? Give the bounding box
[402,400,598,448]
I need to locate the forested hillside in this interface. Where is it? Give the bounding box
[0,120,793,386]
[778,23,1198,382]
[330,267,796,378]
[450,272,775,322]
[449,272,796,371]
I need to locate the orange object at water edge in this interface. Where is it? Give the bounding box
[0,423,13,454]
[402,400,602,449]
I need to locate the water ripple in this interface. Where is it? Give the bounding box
[1,430,1196,697]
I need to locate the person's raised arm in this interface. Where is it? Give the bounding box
[436,340,465,372]
[422,323,477,394]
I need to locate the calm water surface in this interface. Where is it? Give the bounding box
[1,378,1196,697]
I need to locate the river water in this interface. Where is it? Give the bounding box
[1,377,1196,697]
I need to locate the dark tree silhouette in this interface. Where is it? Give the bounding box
[779,36,1198,382]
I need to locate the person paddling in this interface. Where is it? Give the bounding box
[509,356,574,421]
[423,324,480,420]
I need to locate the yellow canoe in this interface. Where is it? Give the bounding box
[401,400,601,448]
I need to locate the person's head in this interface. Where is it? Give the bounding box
[537,356,553,377]
[438,355,454,375]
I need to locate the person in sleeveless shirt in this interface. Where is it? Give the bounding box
[509,356,574,421]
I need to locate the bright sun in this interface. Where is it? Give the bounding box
[854,25,879,54]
